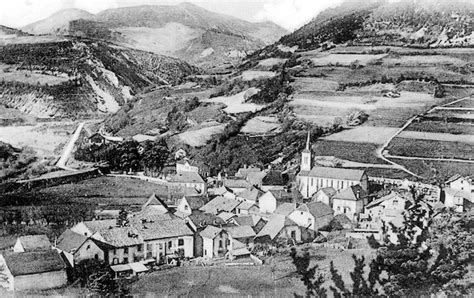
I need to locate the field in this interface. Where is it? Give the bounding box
[240,70,277,81]
[203,89,266,114]
[308,53,387,66]
[0,121,76,157]
[177,123,227,147]
[387,137,473,160]
[129,246,375,296]
[446,98,474,108]
[257,58,288,68]
[0,64,70,86]
[390,158,474,181]
[313,140,387,164]
[240,116,282,135]
[292,77,339,92]
[382,55,466,67]
[405,120,474,135]
[398,130,474,143]
[322,126,399,144]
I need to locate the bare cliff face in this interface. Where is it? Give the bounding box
[0,39,197,118]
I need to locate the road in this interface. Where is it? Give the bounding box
[56,122,85,171]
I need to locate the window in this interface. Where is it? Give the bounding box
[168,241,172,249]
[178,239,184,246]
[158,243,163,250]
[290,230,296,239]
[137,245,142,252]
[113,249,117,255]
[219,240,223,248]
[337,206,341,211]
[86,244,91,250]
[184,205,189,211]
[124,247,128,254]
[393,200,398,206]
[123,257,128,264]
[226,239,230,246]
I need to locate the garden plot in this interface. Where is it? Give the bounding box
[292,77,339,92]
[203,89,266,114]
[398,131,474,144]
[177,124,226,147]
[322,126,399,144]
[241,116,282,135]
[310,54,387,66]
[240,70,277,81]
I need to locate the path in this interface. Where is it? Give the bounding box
[378,96,473,178]
[56,122,85,171]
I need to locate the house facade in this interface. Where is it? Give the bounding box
[54,229,104,267]
[200,226,230,258]
[258,191,277,213]
[332,185,368,221]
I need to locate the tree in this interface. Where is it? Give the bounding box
[290,248,327,298]
[140,140,170,176]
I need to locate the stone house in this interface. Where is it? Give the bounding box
[54,229,104,267]
[200,226,230,258]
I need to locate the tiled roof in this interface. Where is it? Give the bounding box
[83,220,117,234]
[235,166,262,178]
[16,235,51,251]
[189,211,226,228]
[366,192,403,209]
[262,170,288,186]
[218,212,237,222]
[200,196,241,214]
[274,203,296,216]
[256,214,298,240]
[200,225,223,239]
[99,226,143,247]
[305,202,334,218]
[56,229,88,253]
[3,250,66,276]
[223,178,252,189]
[333,185,367,201]
[237,201,257,210]
[302,166,365,181]
[225,225,256,239]
[268,189,293,201]
[237,187,264,202]
[315,187,337,197]
[246,171,267,186]
[170,171,205,184]
[233,215,262,227]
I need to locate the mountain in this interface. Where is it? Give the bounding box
[0,25,30,38]
[0,38,197,118]
[277,0,474,51]
[21,8,95,35]
[20,3,287,68]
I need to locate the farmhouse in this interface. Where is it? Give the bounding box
[225,225,256,249]
[258,190,278,213]
[297,132,368,198]
[364,192,408,225]
[311,187,337,206]
[288,202,334,231]
[175,195,208,217]
[443,188,472,212]
[255,214,302,245]
[446,175,473,201]
[169,171,207,194]
[332,185,368,221]
[13,235,51,252]
[187,211,227,257]
[0,250,67,291]
[200,226,230,258]
[54,229,104,267]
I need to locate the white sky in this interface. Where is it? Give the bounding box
[0,0,344,31]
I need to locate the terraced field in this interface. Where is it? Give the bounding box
[387,137,473,160]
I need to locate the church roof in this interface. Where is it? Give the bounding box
[302,167,365,181]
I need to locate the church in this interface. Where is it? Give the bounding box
[297,132,369,198]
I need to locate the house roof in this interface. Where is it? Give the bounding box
[262,170,288,186]
[188,211,226,228]
[211,186,233,196]
[446,174,471,184]
[274,203,296,216]
[56,229,88,253]
[268,189,293,202]
[233,215,263,227]
[200,225,223,239]
[237,187,264,202]
[200,196,241,214]
[170,171,205,184]
[256,214,298,240]
[223,178,252,189]
[218,212,237,222]
[366,192,405,209]
[143,193,171,212]
[181,196,208,210]
[315,187,337,198]
[225,225,256,238]
[302,166,366,181]
[235,166,262,178]
[232,240,251,256]
[3,250,65,276]
[246,171,267,186]
[99,226,143,247]
[130,214,193,240]
[237,201,257,211]
[444,187,471,200]
[305,202,334,218]
[83,219,117,234]
[16,235,51,251]
[333,185,367,201]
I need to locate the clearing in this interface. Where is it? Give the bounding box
[177,123,227,147]
[292,77,339,92]
[240,116,282,135]
[382,55,466,67]
[240,70,277,81]
[322,126,399,145]
[309,54,387,66]
[0,64,70,86]
[257,58,288,68]
[203,89,266,114]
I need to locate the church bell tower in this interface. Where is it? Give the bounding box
[301,131,312,171]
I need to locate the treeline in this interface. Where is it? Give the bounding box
[75,139,170,176]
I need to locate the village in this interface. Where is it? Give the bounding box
[0,131,471,293]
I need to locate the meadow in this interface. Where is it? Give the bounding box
[178,123,227,147]
[387,137,473,160]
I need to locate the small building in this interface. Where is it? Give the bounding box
[311,187,337,206]
[223,178,252,194]
[169,171,207,194]
[175,195,208,217]
[200,226,230,258]
[225,226,256,249]
[332,185,368,221]
[13,235,51,253]
[0,250,67,291]
[445,175,473,201]
[235,201,259,215]
[255,214,301,245]
[237,186,264,203]
[443,188,472,212]
[365,192,408,222]
[54,229,104,267]
[258,190,278,213]
[274,202,297,216]
[176,158,199,174]
[261,170,289,191]
[232,215,267,234]
[289,202,334,231]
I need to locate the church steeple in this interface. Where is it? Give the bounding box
[301,131,312,171]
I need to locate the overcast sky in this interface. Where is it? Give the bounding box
[0,0,344,31]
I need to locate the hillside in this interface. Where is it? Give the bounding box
[20,3,287,68]
[0,25,30,39]
[0,38,197,118]
[21,8,96,35]
[278,0,474,50]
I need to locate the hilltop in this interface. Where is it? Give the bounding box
[19,3,288,69]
